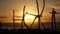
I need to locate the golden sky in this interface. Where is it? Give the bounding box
[0,0,60,23]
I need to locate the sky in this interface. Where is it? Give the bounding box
[0,0,60,23]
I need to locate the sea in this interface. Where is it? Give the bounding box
[1,22,60,31]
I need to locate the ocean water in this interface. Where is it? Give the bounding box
[1,22,60,31]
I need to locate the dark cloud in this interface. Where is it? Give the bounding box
[51,3,60,7]
[46,0,60,4]
[15,16,22,18]
[47,3,60,9]
[0,16,8,18]
[46,0,60,7]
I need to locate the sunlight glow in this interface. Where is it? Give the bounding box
[24,13,35,24]
[24,14,35,25]
[25,14,34,19]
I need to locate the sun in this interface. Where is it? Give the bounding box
[24,14,35,24]
[25,14,34,19]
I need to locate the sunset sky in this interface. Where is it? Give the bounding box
[0,0,60,23]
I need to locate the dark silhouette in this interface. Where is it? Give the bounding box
[0,0,60,33]
[0,21,1,29]
[26,0,45,30]
[49,8,59,31]
[13,9,15,30]
[21,6,25,29]
[21,6,30,29]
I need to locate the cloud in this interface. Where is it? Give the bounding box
[15,16,22,18]
[47,3,60,9]
[46,0,60,8]
[46,0,60,4]
[0,16,8,18]
[51,4,60,7]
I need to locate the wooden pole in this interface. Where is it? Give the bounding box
[13,9,15,30]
